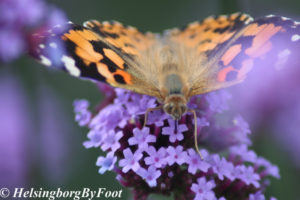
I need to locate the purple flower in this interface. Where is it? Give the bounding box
[74,88,280,199]
[89,104,128,132]
[162,119,188,143]
[96,152,117,174]
[146,109,168,127]
[0,30,25,62]
[119,148,143,173]
[205,90,232,113]
[101,130,123,153]
[208,154,235,181]
[145,146,167,168]
[83,130,103,148]
[128,127,156,151]
[186,149,210,174]
[137,166,161,187]
[166,145,188,165]
[73,100,92,126]
[191,177,216,200]
[0,0,67,62]
[249,191,266,200]
[73,99,90,113]
[235,165,260,188]
[0,76,30,189]
[229,145,257,163]
[125,94,157,116]
[255,157,280,179]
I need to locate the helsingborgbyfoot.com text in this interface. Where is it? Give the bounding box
[0,187,123,199]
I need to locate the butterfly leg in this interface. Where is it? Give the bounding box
[143,106,163,127]
[188,109,203,160]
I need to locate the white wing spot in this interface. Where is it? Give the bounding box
[40,55,52,66]
[275,49,291,70]
[294,21,300,25]
[39,44,45,49]
[127,25,137,31]
[291,34,300,42]
[266,14,275,18]
[49,42,57,48]
[102,21,109,25]
[281,17,291,21]
[61,56,80,77]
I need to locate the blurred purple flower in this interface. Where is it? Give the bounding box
[234,165,260,188]
[83,130,103,148]
[208,154,235,181]
[0,0,67,62]
[37,85,72,184]
[101,130,123,153]
[0,76,30,189]
[74,100,92,126]
[248,191,277,200]
[74,87,280,199]
[96,152,117,174]
[230,52,300,168]
[0,30,25,62]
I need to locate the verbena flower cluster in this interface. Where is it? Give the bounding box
[74,84,279,200]
[0,0,66,62]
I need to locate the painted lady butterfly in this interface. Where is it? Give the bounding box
[30,13,300,158]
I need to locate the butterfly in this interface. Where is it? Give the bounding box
[30,13,300,159]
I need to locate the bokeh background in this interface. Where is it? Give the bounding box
[1,0,300,199]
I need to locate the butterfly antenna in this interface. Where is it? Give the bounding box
[188,109,203,160]
[143,106,163,127]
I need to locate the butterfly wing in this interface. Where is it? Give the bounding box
[30,20,162,98]
[167,13,300,97]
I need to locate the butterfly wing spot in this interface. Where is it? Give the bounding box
[291,34,300,42]
[237,59,254,79]
[221,44,242,66]
[275,49,291,70]
[40,55,52,66]
[64,30,104,63]
[114,70,132,84]
[61,55,81,77]
[217,66,238,82]
[103,48,126,69]
[39,44,45,49]
[113,74,126,84]
[49,42,57,48]
[281,17,291,21]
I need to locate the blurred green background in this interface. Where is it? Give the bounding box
[1,0,300,199]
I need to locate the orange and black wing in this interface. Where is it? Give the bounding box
[30,20,161,97]
[168,13,300,96]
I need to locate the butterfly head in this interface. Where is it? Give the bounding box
[163,95,187,120]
